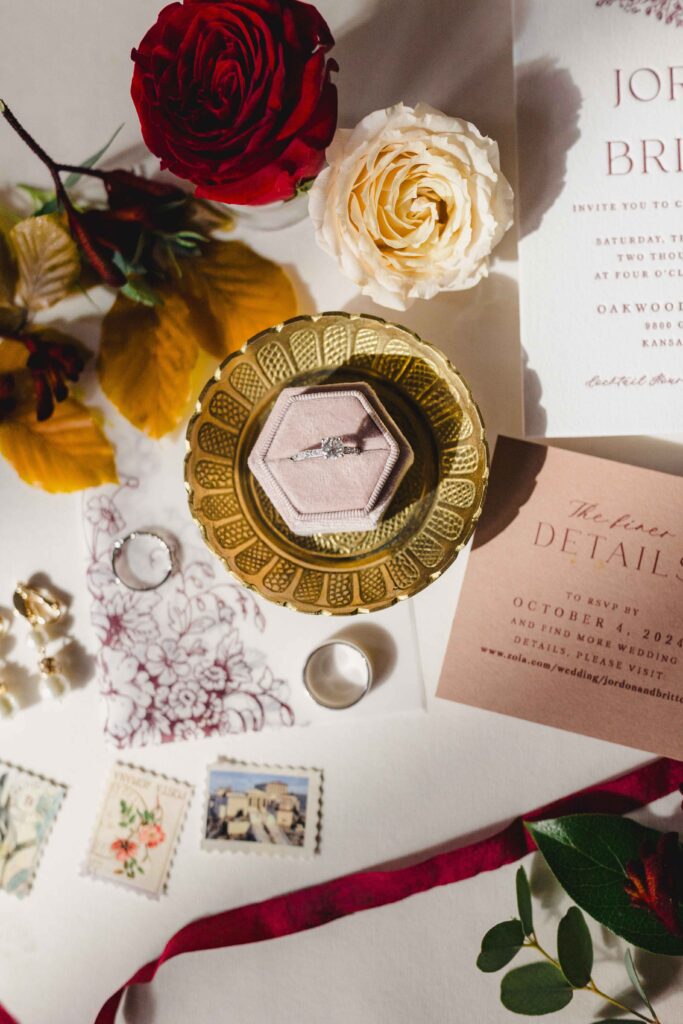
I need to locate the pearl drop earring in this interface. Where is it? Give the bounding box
[13,583,71,700]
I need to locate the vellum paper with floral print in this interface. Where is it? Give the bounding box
[82,426,424,749]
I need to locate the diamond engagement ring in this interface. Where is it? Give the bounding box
[290,435,361,462]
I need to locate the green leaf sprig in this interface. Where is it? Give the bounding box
[476,865,663,1022]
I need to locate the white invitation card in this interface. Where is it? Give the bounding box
[515,0,683,437]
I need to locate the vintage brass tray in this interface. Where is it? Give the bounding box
[185,312,488,615]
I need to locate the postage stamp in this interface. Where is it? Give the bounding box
[83,763,192,898]
[202,761,322,858]
[0,761,67,899]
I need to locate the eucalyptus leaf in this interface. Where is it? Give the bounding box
[500,963,573,1015]
[526,816,683,956]
[18,184,55,210]
[174,230,206,243]
[516,866,534,937]
[112,251,140,278]
[171,237,201,251]
[120,278,161,307]
[624,949,655,1016]
[63,123,124,188]
[33,125,126,217]
[476,920,525,973]
[557,907,593,987]
[33,198,59,217]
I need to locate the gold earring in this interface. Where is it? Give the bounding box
[13,583,71,700]
[0,613,19,718]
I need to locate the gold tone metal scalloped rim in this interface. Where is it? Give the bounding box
[185,312,489,615]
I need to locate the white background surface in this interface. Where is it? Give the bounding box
[0,1,681,1022]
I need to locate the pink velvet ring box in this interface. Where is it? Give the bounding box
[248,383,414,536]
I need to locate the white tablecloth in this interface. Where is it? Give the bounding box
[1,1,681,1021]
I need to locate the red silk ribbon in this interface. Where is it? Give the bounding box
[1,758,680,1024]
[88,756,683,1024]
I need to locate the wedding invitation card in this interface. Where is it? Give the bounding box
[437,437,683,757]
[515,0,683,437]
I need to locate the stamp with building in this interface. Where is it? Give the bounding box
[0,761,67,898]
[83,763,193,897]
[203,761,322,858]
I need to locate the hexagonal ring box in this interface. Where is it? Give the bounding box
[248,383,414,536]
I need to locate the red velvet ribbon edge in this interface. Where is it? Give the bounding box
[85,756,683,1024]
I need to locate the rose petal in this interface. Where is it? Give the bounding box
[310,102,514,308]
[131,0,337,204]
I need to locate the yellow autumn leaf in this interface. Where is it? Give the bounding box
[10,214,80,312]
[0,338,27,373]
[0,204,20,240]
[175,240,298,358]
[0,395,117,492]
[0,300,27,338]
[98,286,198,438]
[0,228,17,306]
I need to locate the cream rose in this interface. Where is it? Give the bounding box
[309,102,514,310]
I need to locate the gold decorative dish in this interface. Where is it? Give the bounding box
[185,312,488,615]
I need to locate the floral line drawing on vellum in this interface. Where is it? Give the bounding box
[596,0,683,26]
[84,477,295,749]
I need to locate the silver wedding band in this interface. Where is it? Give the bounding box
[303,640,373,710]
[112,531,175,591]
[291,435,361,462]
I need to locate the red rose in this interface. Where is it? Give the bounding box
[131,0,338,205]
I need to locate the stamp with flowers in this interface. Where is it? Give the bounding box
[84,763,192,897]
[0,761,66,899]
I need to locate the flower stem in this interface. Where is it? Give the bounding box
[0,103,104,198]
[525,935,561,969]
[587,980,658,1023]
[55,163,109,181]
[524,936,656,1023]
[0,100,56,171]
[0,100,71,209]
[0,100,124,286]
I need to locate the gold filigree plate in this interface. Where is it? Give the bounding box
[185,312,488,615]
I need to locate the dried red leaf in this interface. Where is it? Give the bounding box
[101,169,184,210]
[78,208,148,261]
[24,335,86,421]
[79,173,189,266]
[65,209,126,288]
